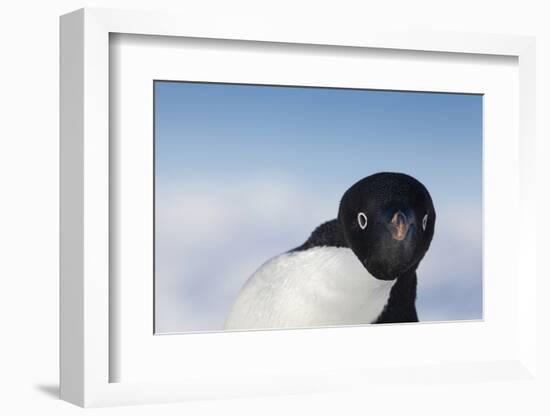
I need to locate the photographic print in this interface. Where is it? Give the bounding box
[154,81,482,334]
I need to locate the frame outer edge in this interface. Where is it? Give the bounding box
[517,39,537,376]
[82,8,111,407]
[59,9,85,407]
[84,7,532,57]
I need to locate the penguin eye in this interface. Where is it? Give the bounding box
[357,212,368,230]
[422,214,428,231]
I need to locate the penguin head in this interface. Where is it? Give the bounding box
[338,172,436,281]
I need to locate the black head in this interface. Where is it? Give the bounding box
[338,172,435,281]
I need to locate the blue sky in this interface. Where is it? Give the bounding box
[154,81,483,333]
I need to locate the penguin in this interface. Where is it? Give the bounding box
[224,172,436,330]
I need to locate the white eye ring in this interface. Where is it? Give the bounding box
[357,212,368,230]
[422,214,428,231]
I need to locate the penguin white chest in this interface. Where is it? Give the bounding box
[224,247,396,330]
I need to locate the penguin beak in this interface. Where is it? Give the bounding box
[389,211,409,241]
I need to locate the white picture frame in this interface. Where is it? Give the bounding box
[60,7,537,408]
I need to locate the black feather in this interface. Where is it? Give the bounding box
[290,219,348,252]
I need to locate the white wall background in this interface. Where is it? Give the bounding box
[0,1,548,415]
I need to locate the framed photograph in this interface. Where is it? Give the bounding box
[60,8,537,407]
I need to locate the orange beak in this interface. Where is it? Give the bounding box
[390,211,409,241]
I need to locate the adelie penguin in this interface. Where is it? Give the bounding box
[224,172,436,330]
